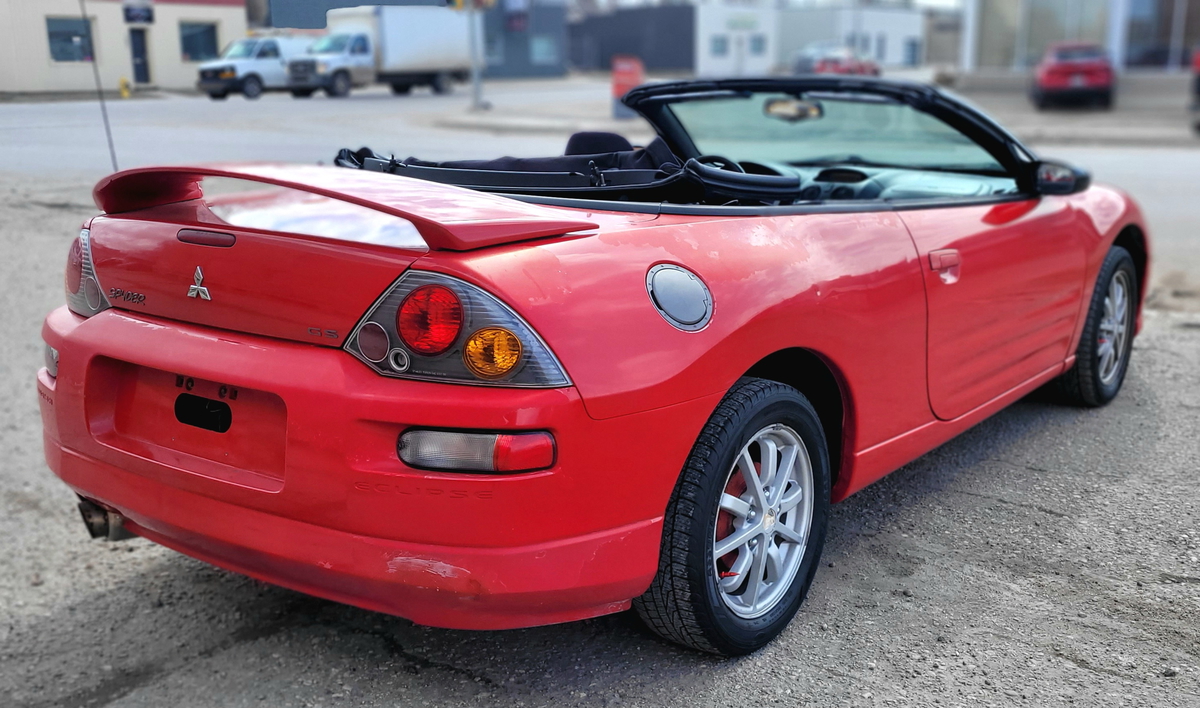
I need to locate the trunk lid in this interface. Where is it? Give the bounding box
[87,165,598,346]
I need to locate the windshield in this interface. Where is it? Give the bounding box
[1055,46,1105,61]
[310,35,351,54]
[668,92,1005,173]
[222,40,257,60]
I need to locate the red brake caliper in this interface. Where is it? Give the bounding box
[715,463,754,578]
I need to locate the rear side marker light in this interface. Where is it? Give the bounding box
[66,239,83,294]
[356,322,390,362]
[398,430,555,473]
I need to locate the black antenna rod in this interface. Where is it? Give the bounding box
[79,0,119,172]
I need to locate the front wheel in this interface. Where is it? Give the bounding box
[1052,246,1138,406]
[208,92,228,101]
[241,75,263,100]
[635,378,830,655]
[326,72,351,98]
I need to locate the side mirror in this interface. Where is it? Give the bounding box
[1036,160,1091,195]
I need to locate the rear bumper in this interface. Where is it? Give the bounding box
[1035,85,1111,99]
[39,306,718,629]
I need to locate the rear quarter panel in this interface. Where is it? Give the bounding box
[427,209,932,458]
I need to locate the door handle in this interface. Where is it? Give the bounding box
[929,249,961,284]
[929,249,960,271]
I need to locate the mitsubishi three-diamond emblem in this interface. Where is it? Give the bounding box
[187,266,212,300]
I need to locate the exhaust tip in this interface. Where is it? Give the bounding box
[77,498,136,541]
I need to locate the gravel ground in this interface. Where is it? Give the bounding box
[1,86,1199,706]
[2,175,1198,708]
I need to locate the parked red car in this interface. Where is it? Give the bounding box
[1191,44,1200,134]
[794,43,880,76]
[1031,42,1115,109]
[40,78,1148,656]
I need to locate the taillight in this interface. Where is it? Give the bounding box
[397,285,462,356]
[345,271,570,387]
[66,239,83,294]
[65,229,110,319]
[398,429,556,473]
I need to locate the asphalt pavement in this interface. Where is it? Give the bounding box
[1,77,1198,707]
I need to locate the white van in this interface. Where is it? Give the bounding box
[198,36,315,100]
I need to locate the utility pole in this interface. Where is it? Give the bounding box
[467,0,488,110]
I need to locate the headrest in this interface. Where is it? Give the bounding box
[565,132,634,156]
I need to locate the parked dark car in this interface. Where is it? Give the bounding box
[1031,42,1115,109]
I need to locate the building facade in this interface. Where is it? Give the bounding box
[0,0,248,93]
[962,0,1200,71]
[777,4,925,69]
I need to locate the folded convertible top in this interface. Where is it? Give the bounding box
[93,164,600,251]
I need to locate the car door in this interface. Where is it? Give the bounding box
[350,35,373,85]
[255,40,286,88]
[900,197,1088,420]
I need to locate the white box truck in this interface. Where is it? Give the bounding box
[287,6,475,98]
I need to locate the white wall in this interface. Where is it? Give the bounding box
[778,5,926,69]
[695,6,778,78]
[0,0,247,93]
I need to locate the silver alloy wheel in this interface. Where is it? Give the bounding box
[1098,270,1132,385]
[712,424,814,619]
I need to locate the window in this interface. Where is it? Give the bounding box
[351,36,370,55]
[180,22,219,62]
[257,41,280,59]
[876,34,887,61]
[47,18,94,62]
[223,39,258,59]
[529,35,558,66]
[711,35,729,57]
[484,29,505,66]
[749,34,767,57]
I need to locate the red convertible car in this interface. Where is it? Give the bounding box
[39,78,1148,655]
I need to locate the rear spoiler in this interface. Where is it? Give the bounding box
[92,164,598,251]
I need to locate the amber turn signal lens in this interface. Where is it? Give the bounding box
[463,328,522,379]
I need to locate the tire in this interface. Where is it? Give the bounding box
[1052,246,1138,407]
[635,377,831,656]
[290,89,314,98]
[430,72,452,95]
[208,92,228,101]
[1031,90,1047,110]
[390,82,412,95]
[242,75,263,100]
[1097,90,1113,109]
[326,72,351,98]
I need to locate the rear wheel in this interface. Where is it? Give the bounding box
[242,75,264,100]
[326,71,351,98]
[208,92,228,101]
[1096,90,1113,109]
[430,72,452,95]
[1052,246,1138,406]
[635,378,830,656]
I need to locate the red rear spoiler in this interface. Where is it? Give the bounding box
[92,164,598,251]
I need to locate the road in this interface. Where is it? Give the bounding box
[1,78,1198,707]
